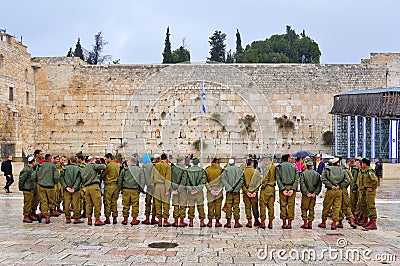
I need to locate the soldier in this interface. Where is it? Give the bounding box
[318,157,350,230]
[30,149,43,221]
[118,157,145,225]
[18,156,36,223]
[186,157,206,227]
[76,154,86,218]
[60,156,83,224]
[275,154,298,229]
[242,159,262,228]
[151,153,172,227]
[141,154,158,225]
[348,158,359,219]
[34,154,60,224]
[205,158,223,227]
[299,161,322,229]
[338,159,357,229]
[171,156,188,227]
[359,158,378,230]
[52,155,63,216]
[259,157,276,229]
[81,156,106,226]
[57,155,67,213]
[100,153,120,224]
[221,158,244,228]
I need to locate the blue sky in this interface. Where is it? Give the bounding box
[2,0,399,64]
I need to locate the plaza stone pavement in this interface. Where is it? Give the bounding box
[0,166,398,265]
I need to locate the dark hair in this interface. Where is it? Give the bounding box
[105,153,113,160]
[45,154,52,161]
[246,159,253,166]
[361,158,371,166]
[211,158,219,164]
[161,153,167,160]
[34,149,42,156]
[77,154,84,161]
[282,154,290,162]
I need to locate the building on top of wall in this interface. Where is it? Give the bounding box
[331,87,400,162]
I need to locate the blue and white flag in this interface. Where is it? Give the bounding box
[201,80,206,114]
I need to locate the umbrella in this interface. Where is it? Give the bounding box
[294,150,313,158]
[321,153,335,159]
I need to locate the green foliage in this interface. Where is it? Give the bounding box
[235,29,243,54]
[172,46,190,63]
[66,47,73,57]
[240,114,256,133]
[274,116,295,130]
[208,30,226,63]
[162,27,173,63]
[236,25,321,64]
[322,131,334,146]
[226,49,234,63]
[112,59,120,64]
[86,31,111,65]
[74,38,85,61]
[193,139,207,151]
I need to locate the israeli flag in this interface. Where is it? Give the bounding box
[201,80,206,114]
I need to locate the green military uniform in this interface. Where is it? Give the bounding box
[320,165,350,222]
[118,165,145,219]
[349,166,359,215]
[34,162,60,216]
[338,168,355,221]
[100,160,120,218]
[276,162,298,221]
[143,162,156,217]
[54,162,64,211]
[186,165,206,220]
[31,160,41,215]
[151,160,172,219]
[205,164,223,220]
[171,164,188,219]
[359,167,378,220]
[78,162,86,216]
[242,166,262,220]
[221,165,243,220]
[60,164,81,219]
[259,163,276,221]
[19,165,35,216]
[81,163,106,218]
[300,169,321,222]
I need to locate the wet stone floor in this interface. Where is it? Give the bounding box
[0,176,398,265]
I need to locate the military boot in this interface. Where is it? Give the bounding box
[215,219,222,227]
[23,215,32,223]
[122,217,128,225]
[362,217,369,227]
[224,219,231,228]
[158,217,163,227]
[45,215,51,224]
[150,216,158,225]
[37,212,43,223]
[260,219,266,229]
[268,219,273,229]
[29,213,37,221]
[254,219,261,227]
[65,217,72,224]
[307,221,313,229]
[163,218,171,227]
[301,219,308,229]
[57,207,65,214]
[246,219,252,228]
[189,219,194,227]
[87,217,92,226]
[331,221,337,230]
[207,219,213,227]
[234,219,243,228]
[172,218,179,227]
[281,219,288,229]
[200,219,206,227]
[113,217,118,224]
[287,220,292,229]
[318,219,327,228]
[95,217,105,226]
[104,217,111,224]
[142,215,150,225]
[337,220,344,228]
[73,218,84,224]
[179,218,187,227]
[50,209,60,217]
[349,218,357,229]
[130,217,140,225]
[365,220,377,230]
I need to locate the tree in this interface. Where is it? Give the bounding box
[235,29,243,54]
[66,47,73,57]
[172,46,190,63]
[162,27,173,63]
[208,30,226,63]
[226,49,234,63]
[73,38,85,61]
[86,31,111,65]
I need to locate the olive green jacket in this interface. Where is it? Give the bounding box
[321,165,350,189]
[359,166,378,190]
[34,162,60,188]
[261,163,276,189]
[242,166,262,193]
[81,163,106,187]
[205,164,223,191]
[171,164,187,192]
[221,165,243,193]
[143,162,154,189]
[100,161,120,183]
[275,162,298,191]
[60,164,82,191]
[300,169,322,195]
[18,165,35,191]
[350,166,359,190]
[151,160,172,190]
[186,165,206,192]
[118,165,145,191]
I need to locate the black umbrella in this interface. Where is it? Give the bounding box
[294,150,313,158]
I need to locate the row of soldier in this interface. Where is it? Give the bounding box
[18,150,378,230]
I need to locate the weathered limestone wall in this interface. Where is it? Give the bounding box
[33,55,394,158]
[0,37,36,158]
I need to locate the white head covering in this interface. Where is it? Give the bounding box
[228,158,235,165]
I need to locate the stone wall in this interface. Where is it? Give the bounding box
[33,55,395,159]
[0,35,36,158]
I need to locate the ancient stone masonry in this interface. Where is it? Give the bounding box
[1,32,400,158]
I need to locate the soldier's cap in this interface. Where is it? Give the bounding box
[228,158,235,165]
[192,157,200,164]
[27,155,35,163]
[191,156,198,161]
[306,161,313,166]
[153,154,160,159]
[356,157,363,161]
[331,157,340,164]
[362,157,370,164]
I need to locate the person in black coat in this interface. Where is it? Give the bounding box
[1,155,14,193]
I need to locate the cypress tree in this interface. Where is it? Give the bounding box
[162,27,173,63]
